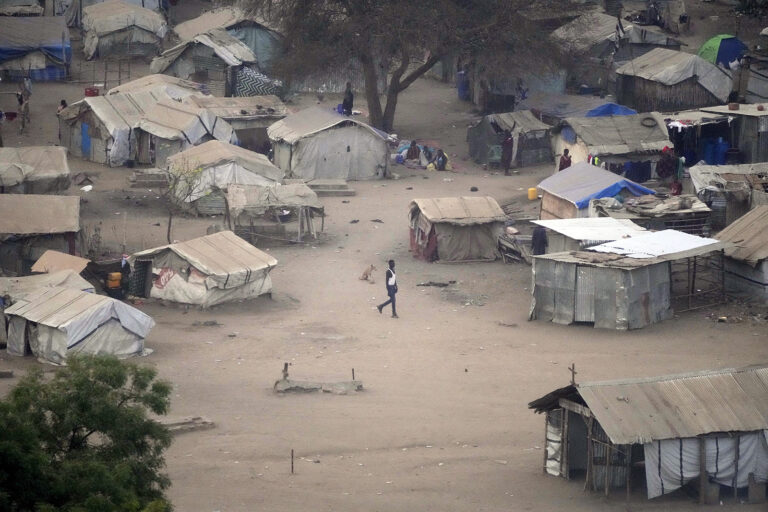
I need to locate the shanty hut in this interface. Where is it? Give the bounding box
[0,195,80,275]
[466,110,552,167]
[551,113,670,181]
[0,0,43,15]
[589,194,712,236]
[530,218,648,253]
[529,365,768,502]
[226,183,324,243]
[664,109,733,165]
[616,48,732,112]
[183,95,286,152]
[81,0,166,60]
[65,0,161,27]
[530,230,727,329]
[689,162,768,227]
[537,163,655,220]
[5,286,154,365]
[517,92,630,125]
[700,104,768,164]
[150,29,270,97]
[166,140,283,215]
[0,146,70,194]
[0,16,70,81]
[409,197,507,262]
[268,107,389,181]
[129,231,277,307]
[715,205,768,301]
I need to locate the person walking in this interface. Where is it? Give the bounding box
[501,129,514,175]
[17,93,29,135]
[377,260,398,318]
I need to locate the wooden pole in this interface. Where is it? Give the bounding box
[699,437,706,504]
[351,368,355,380]
[626,445,632,502]
[585,417,594,491]
[605,444,611,497]
[562,409,570,480]
[733,435,740,499]
[291,449,294,475]
[543,411,550,474]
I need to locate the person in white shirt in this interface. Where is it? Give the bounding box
[377,259,398,318]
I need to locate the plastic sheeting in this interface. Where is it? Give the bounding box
[148,266,272,307]
[0,146,70,194]
[434,222,503,262]
[0,270,93,303]
[0,16,71,66]
[65,0,160,27]
[584,103,637,117]
[82,0,166,60]
[644,432,768,499]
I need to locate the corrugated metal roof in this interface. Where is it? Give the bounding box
[551,12,677,53]
[702,104,768,118]
[562,112,670,156]
[532,218,647,241]
[715,205,768,266]
[576,365,768,444]
[0,194,79,235]
[267,106,385,145]
[688,162,768,194]
[409,196,507,225]
[184,95,287,120]
[589,229,726,260]
[151,28,257,74]
[488,110,550,133]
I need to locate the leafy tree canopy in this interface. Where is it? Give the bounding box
[0,356,173,512]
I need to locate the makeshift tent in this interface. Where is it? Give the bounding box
[699,34,747,67]
[616,48,732,112]
[0,270,93,304]
[715,205,768,301]
[688,162,768,226]
[537,162,655,219]
[0,194,80,275]
[5,286,153,364]
[530,218,647,253]
[31,250,89,274]
[151,29,274,97]
[409,197,507,262]
[0,16,71,81]
[129,230,277,307]
[82,0,166,60]
[664,109,733,166]
[516,92,622,124]
[0,146,70,194]
[700,104,768,164]
[530,230,727,328]
[466,110,552,167]
[65,0,161,27]
[552,113,669,181]
[268,107,389,181]
[136,100,236,167]
[529,366,768,501]
[166,140,283,214]
[0,0,43,15]
[584,103,636,117]
[226,183,324,242]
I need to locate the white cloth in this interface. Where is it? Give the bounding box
[387,269,396,286]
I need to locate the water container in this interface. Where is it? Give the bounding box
[85,87,99,97]
[528,188,538,201]
[716,141,729,165]
[457,71,470,101]
[106,272,122,289]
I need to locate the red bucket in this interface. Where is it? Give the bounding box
[4,111,17,121]
[85,87,99,97]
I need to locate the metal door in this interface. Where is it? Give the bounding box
[81,122,91,158]
[574,265,597,323]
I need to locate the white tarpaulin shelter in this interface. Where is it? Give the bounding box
[589,229,726,259]
[65,0,161,27]
[82,0,167,60]
[0,270,93,303]
[0,146,70,194]
[531,217,647,252]
[5,286,154,365]
[107,74,209,97]
[167,140,283,208]
[129,230,277,307]
[268,107,389,180]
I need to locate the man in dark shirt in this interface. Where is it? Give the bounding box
[342,82,354,116]
[558,149,572,171]
[532,226,548,255]
[377,260,398,318]
[501,129,514,176]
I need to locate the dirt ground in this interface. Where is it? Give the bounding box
[1,1,768,511]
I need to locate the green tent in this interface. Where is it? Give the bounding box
[698,34,747,67]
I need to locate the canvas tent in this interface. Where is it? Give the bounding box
[688,162,768,226]
[552,113,670,181]
[183,94,286,152]
[65,0,161,28]
[0,0,42,15]
[530,218,648,253]
[466,110,552,167]
[5,286,153,364]
[530,230,727,329]
[529,365,768,502]
[0,194,80,275]
[616,48,732,112]
[408,196,507,262]
[537,163,655,219]
[82,0,166,60]
[0,16,71,81]
[107,74,209,97]
[129,230,277,307]
[699,34,747,67]
[715,205,768,301]
[166,140,283,214]
[268,107,389,181]
[0,146,70,194]
[0,270,93,304]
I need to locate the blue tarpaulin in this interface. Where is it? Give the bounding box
[585,103,637,117]
[0,16,71,68]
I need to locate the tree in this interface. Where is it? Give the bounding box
[0,356,173,512]
[254,0,555,132]
[163,156,203,243]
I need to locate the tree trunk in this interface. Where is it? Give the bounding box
[382,82,400,133]
[166,211,173,244]
[360,53,383,129]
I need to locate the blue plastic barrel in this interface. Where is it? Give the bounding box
[457,71,470,101]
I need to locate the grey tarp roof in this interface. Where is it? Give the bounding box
[487,110,550,133]
[5,285,154,338]
[150,28,257,73]
[562,112,669,155]
[184,95,287,121]
[715,205,768,266]
[0,270,93,302]
[31,250,90,274]
[615,47,732,103]
[267,106,386,145]
[107,74,208,97]
[0,146,70,187]
[516,92,618,120]
[537,162,655,206]
[530,365,768,444]
[551,12,678,53]
[167,140,283,181]
[409,196,507,225]
[173,6,276,41]
[83,0,166,36]
[0,16,70,60]
[0,194,79,235]
[131,230,277,286]
[227,183,322,218]
[137,100,235,143]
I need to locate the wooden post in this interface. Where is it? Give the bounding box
[291,448,294,475]
[352,368,355,380]
[585,417,594,491]
[690,256,698,309]
[543,411,550,474]
[297,206,303,242]
[626,445,632,501]
[733,435,740,499]
[699,437,706,504]
[605,444,612,497]
[686,257,692,310]
[320,208,325,232]
[562,409,570,480]
[720,251,726,303]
